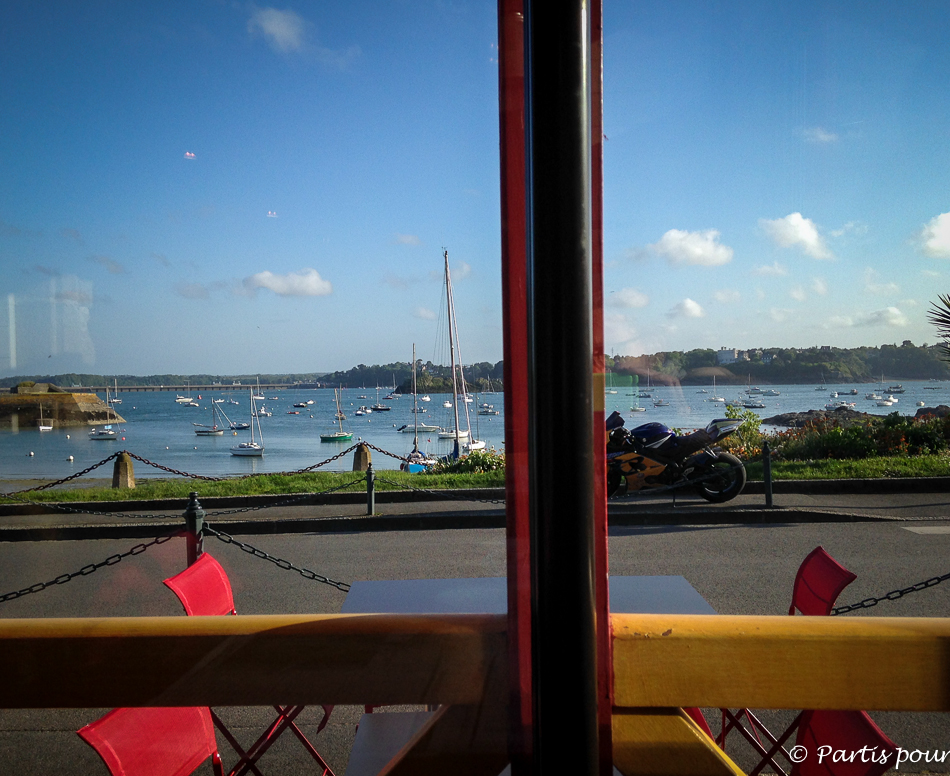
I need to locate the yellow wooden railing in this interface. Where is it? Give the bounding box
[2,613,948,774]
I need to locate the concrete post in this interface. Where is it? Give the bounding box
[112,452,135,489]
[353,443,371,471]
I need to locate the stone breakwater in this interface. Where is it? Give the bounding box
[0,393,125,430]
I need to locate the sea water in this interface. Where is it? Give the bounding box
[1,381,943,480]
[0,388,506,480]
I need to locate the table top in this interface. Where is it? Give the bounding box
[341,576,715,615]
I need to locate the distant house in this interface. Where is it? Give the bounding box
[716,348,749,365]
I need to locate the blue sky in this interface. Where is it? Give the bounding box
[2,2,949,378]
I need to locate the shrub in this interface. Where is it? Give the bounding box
[428,447,506,474]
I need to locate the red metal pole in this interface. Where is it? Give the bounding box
[588,1,613,771]
[498,0,533,771]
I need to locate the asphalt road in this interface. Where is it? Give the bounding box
[1,507,949,774]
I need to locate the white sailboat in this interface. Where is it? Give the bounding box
[437,249,480,454]
[402,344,438,468]
[38,403,53,431]
[90,386,118,439]
[194,401,225,436]
[230,390,264,456]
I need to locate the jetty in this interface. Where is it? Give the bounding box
[0,384,124,430]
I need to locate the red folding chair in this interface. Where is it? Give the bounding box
[721,547,861,776]
[78,706,224,776]
[163,553,336,776]
[792,710,897,776]
[789,546,858,616]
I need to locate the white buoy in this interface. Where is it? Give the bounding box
[28,451,34,456]
[67,455,73,461]
[66,434,70,439]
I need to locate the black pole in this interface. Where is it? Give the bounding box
[183,492,205,567]
[763,440,774,508]
[524,1,598,772]
[366,463,375,515]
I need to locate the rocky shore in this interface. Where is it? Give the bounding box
[762,404,950,427]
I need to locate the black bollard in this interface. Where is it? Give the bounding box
[366,463,375,515]
[763,440,773,508]
[183,492,205,566]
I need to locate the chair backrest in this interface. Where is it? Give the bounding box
[78,706,221,776]
[163,553,236,616]
[790,546,857,616]
[792,710,897,776]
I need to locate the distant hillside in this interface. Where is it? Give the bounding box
[2,342,946,390]
[611,342,950,385]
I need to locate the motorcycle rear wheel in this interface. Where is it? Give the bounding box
[694,452,746,503]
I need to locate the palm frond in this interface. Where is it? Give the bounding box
[927,294,950,361]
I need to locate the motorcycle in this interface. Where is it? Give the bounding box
[606,410,747,502]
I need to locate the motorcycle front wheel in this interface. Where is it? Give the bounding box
[694,452,746,503]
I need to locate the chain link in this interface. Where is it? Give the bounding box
[204,526,350,592]
[1,452,123,496]
[0,530,183,604]
[831,571,950,615]
[203,477,367,517]
[373,475,505,505]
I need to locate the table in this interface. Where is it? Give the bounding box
[340,575,715,615]
[344,576,715,776]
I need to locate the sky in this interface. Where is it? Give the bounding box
[2,1,949,378]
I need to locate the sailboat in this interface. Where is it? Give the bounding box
[321,389,354,442]
[710,375,725,403]
[402,344,438,469]
[193,401,225,435]
[230,390,264,456]
[89,385,118,439]
[109,378,122,405]
[38,403,53,431]
[435,249,478,455]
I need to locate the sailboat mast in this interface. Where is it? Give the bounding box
[444,249,463,457]
[412,344,420,454]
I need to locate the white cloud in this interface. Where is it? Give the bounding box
[804,126,838,144]
[751,261,788,277]
[413,306,436,320]
[669,298,705,318]
[922,269,942,278]
[395,233,421,246]
[828,307,908,328]
[248,7,307,52]
[604,313,640,352]
[790,285,807,302]
[830,221,867,238]
[863,268,899,295]
[760,213,833,259]
[770,308,792,322]
[609,287,649,308]
[713,289,741,304]
[242,268,332,297]
[919,212,950,258]
[811,277,828,295]
[648,229,733,267]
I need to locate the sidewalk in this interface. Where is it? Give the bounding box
[1,478,948,541]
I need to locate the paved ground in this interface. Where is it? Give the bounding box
[1,487,949,774]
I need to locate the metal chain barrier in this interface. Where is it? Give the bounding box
[0,530,183,604]
[204,526,350,592]
[1,452,123,496]
[831,571,950,615]
[373,475,505,505]
[202,477,367,518]
[360,442,413,464]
